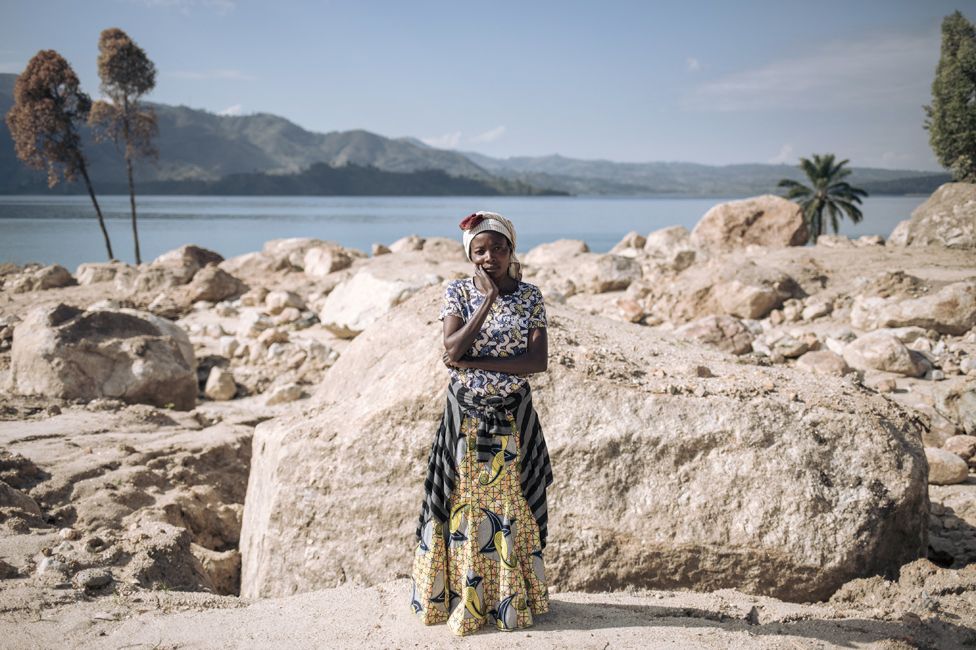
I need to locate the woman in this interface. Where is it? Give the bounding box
[410,211,554,636]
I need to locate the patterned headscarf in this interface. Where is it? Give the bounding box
[459,211,522,280]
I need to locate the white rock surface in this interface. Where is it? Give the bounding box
[240,287,927,602]
[318,270,437,338]
[850,280,976,336]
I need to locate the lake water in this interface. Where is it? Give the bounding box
[0,195,927,269]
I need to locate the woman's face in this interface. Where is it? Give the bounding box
[469,231,512,280]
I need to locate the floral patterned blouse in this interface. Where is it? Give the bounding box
[439,278,548,396]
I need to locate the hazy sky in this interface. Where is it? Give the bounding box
[1,0,968,170]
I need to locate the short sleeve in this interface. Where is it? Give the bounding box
[439,281,465,321]
[527,286,547,329]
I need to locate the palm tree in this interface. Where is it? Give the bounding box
[778,154,868,244]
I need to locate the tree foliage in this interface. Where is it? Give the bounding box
[90,27,158,264]
[777,154,868,244]
[4,49,114,259]
[924,11,976,182]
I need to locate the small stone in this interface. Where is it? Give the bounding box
[762,380,775,392]
[266,383,304,405]
[258,328,289,345]
[59,528,79,541]
[691,365,714,378]
[615,298,645,323]
[925,447,969,485]
[273,307,302,325]
[875,378,898,394]
[0,559,19,579]
[204,367,236,401]
[72,568,113,591]
[371,243,391,256]
[926,369,945,381]
[943,435,976,460]
[265,290,305,315]
[218,336,239,357]
[85,536,107,552]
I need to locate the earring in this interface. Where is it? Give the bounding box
[508,260,522,281]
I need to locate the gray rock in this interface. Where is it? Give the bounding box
[72,568,114,591]
[943,435,976,460]
[10,304,197,410]
[9,264,76,293]
[796,350,852,377]
[850,281,976,336]
[925,447,969,485]
[676,315,754,355]
[842,331,928,377]
[906,182,976,249]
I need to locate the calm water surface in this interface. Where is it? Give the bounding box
[0,195,927,269]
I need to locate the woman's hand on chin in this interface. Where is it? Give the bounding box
[474,265,500,301]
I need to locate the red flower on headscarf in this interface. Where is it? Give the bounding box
[459,213,485,231]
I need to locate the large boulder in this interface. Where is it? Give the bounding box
[76,261,132,285]
[850,280,976,336]
[690,195,808,251]
[842,331,928,378]
[304,246,353,277]
[317,254,450,338]
[152,244,224,283]
[523,239,589,267]
[905,183,976,249]
[643,258,802,325]
[568,253,642,293]
[10,304,197,410]
[240,286,928,601]
[8,264,76,293]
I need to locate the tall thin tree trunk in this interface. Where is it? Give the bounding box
[122,96,141,265]
[125,154,140,264]
[78,158,114,260]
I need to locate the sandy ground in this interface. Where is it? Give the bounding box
[5,576,975,650]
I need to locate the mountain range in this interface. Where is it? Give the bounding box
[0,73,950,197]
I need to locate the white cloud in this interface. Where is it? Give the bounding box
[769,143,794,164]
[218,104,243,116]
[422,131,462,149]
[469,126,506,144]
[688,31,939,112]
[686,57,701,72]
[167,69,255,81]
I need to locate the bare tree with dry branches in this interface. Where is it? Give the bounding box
[5,50,115,259]
[89,27,158,265]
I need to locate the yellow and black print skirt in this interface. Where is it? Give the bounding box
[410,414,550,636]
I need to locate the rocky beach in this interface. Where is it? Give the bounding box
[1,184,975,649]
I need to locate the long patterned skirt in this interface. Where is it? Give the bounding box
[410,413,550,636]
